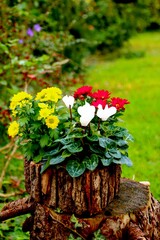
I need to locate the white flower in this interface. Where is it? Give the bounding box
[62,95,75,108]
[78,102,96,126]
[96,104,117,121]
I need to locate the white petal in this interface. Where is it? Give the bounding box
[97,105,117,121]
[62,95,75,108]
[78,102,95,116]
[78,102,95,126]
[80,116,90,126]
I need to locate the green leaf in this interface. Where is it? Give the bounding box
[126,133,134,142]
[101,158,113,166]
[85,154,99,171]
[87,135,99,142]
[119,155,133,166]
[0,43,9,53]
[93,229,106,240]
[62,150,71,158]
[105,152,111,158]
[68,234,82,240]
[117,139,127,147]
[49,128,59,140]
[89,144,102,154]
[63,142,83,153]
[0,80,7,86]
[44,144,61,157]
[109,149,121,159]
[40,134,49,148]
[50,155,65,165]
[31,122,41,130]
[70,214,82,228]
[40,158,50,173]
[33,154,42,163]
[66,160,86,177]
[19,117,28,126]
[99,137,115,148]
[55,138,72,145]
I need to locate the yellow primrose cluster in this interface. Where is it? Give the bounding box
[35,87,62,102]
[36,87,61,129]
[10,92,32,111]
[8,87,62,138]
[38,103,59,129]
[8,121,19,138]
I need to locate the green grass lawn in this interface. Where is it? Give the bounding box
[86,31,160,199]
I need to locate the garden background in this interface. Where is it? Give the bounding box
[0,0,160,239]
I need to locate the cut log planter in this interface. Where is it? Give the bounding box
[1,159,160,240]
[25,160,121,216]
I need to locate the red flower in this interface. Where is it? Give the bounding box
[111,97,130,111]
[91,90,110,100]
[74,85,92,99]
[91,99,107,109]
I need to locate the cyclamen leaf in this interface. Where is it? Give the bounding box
[41,159,50,173]
[87,135,99,142]
[50,155,65,165]
[105,152,112,158]
[44,145,61,157]
[126,133,134,142]
[89,144,102,154]
[109,149,121,159]
[86,154,99,171]
[101,158,113,166]
[99,137,115,148]
[55,138,72,145]
[66,160,86,177]
[63,142,83,153]
[120,155,133,167]
[99,138,107,148]
[117,139,127,147]
[62,150,71,158]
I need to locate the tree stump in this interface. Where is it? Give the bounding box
[1,160,160,240]
[25,160,121,216]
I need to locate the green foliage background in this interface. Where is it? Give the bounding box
[0,0,159,238]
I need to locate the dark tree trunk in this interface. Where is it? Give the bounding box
[1,160,160,240]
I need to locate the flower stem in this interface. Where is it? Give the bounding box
[98,118,101,130]
[69,105,72,121]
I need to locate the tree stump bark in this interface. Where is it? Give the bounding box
[1,160,160,240]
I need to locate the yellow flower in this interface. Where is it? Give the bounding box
[19,99,32,108]
[45,115,59,129]
[35,87,62,102]
[8,121,19,138]
[38,108,54,120]
[10,92,32,111]
[38,103,49,109]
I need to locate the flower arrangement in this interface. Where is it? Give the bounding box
[8,86,133,177]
